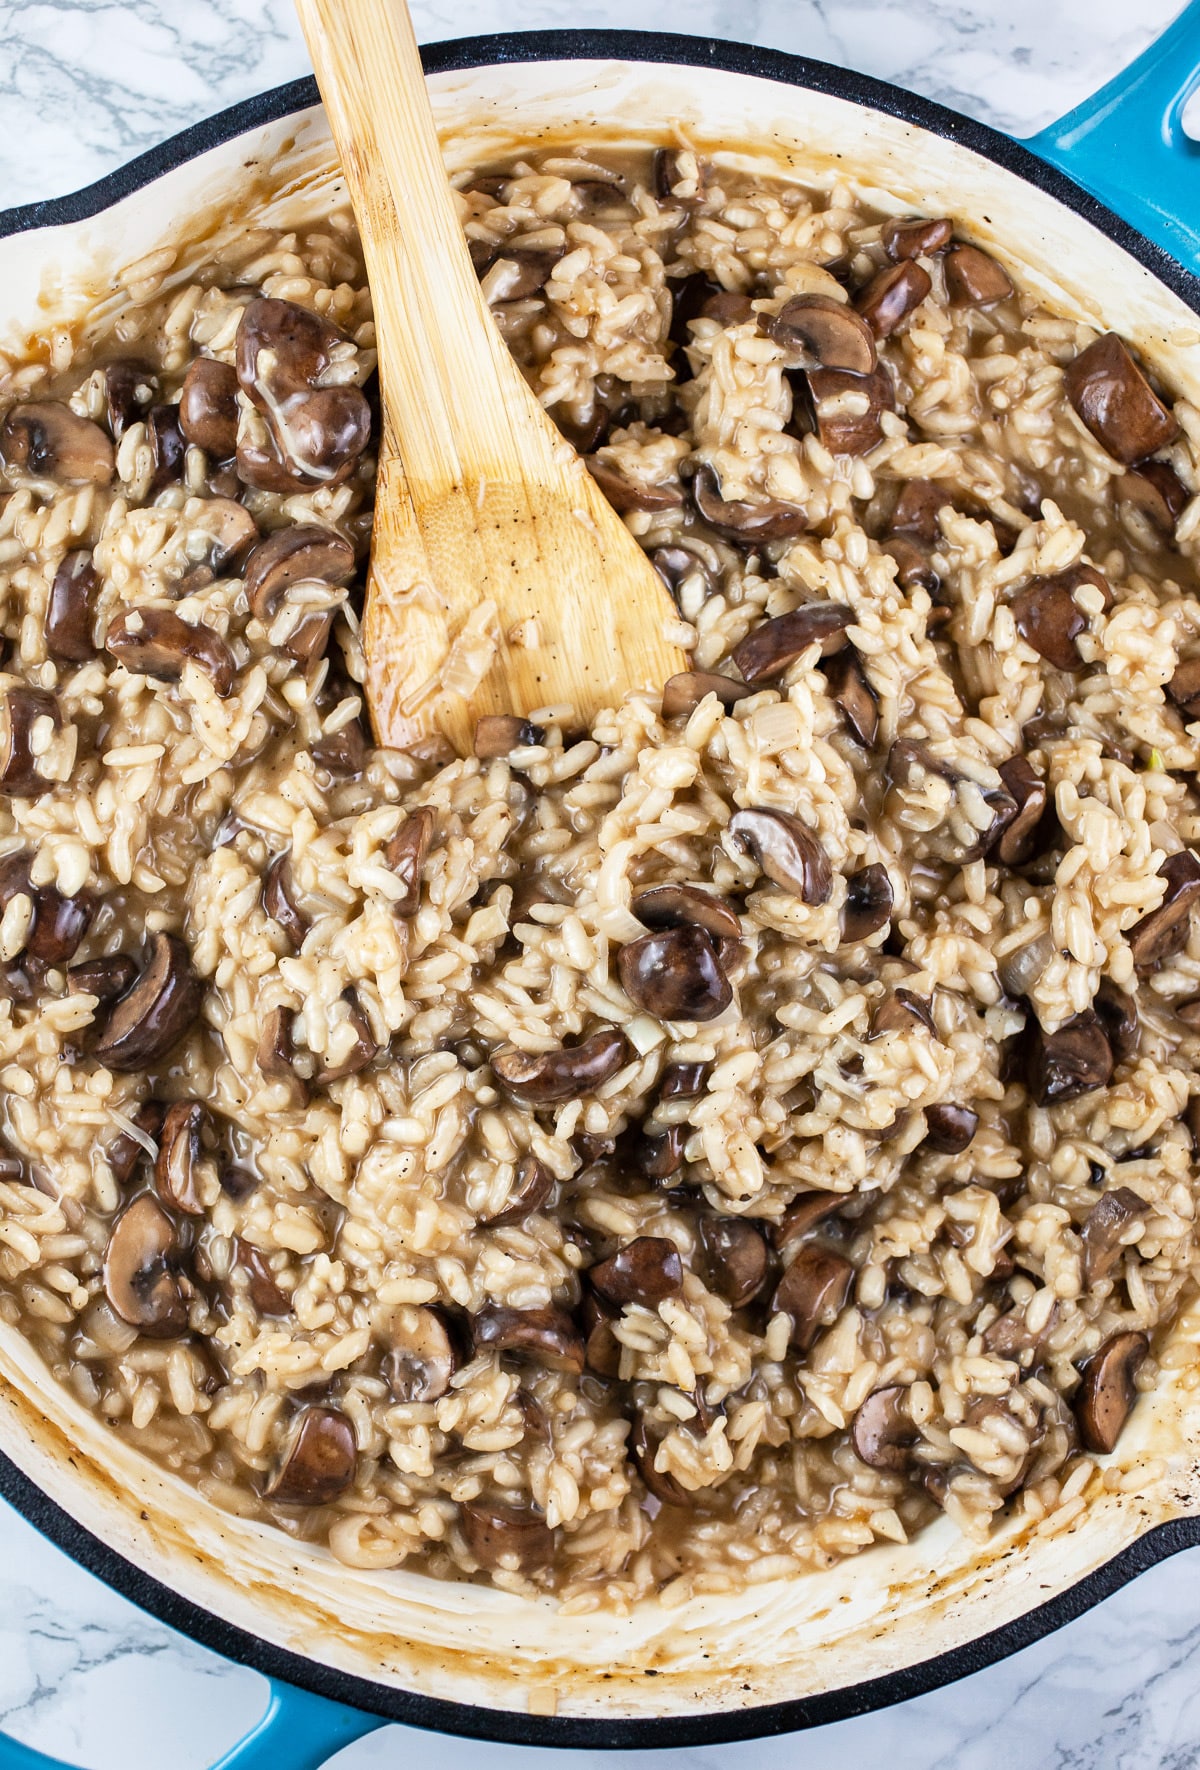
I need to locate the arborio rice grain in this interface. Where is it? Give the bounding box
[0,142,1198,1603]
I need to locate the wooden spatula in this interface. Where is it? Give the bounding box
[293,0,689,755]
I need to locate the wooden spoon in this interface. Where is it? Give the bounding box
[293,0,689,755]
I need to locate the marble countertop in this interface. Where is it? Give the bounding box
[0,1,1197,1766]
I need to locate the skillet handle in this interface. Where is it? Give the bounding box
[1026,0,1200,275]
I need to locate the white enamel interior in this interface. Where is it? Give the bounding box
[1,55,1199,1727]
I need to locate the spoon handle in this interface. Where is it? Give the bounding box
[293,0,553,490]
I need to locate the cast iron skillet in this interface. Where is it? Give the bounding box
[1,12,1200,1766]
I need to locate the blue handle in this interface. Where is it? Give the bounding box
[1026,0,1200,276]
[0,1679,383,1770]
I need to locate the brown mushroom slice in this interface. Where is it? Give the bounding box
[106,607,235,697]
[1064,333,1180,465]
[102,1193,187,1337]
[916,1101,979,1157]
[944,245,1014,306]
[383,1304,458,1401]
[154,1101,208,1215]
[983,1298,1059,1358]
[855,261,932,339]
[771,1245,854,1352]
[486,244,563,300]
[631,883,741,943]
[460,1497,556,1571]
[483,1155,555,1228]
[590,1236,683,1308]
[105,1099,165,1186]
[235,1239,291,1316]
[585,458,684,514]
[1095,978,1139,1064]
[821,644,878,747]
[629,1413,691,1506]
[773,1190,842,1255]
[265,1405,357,1506]
[472,1303,585,1374]
[0,689,62,798]
[263,852,308,949]
[618,925,732,1022]
[314,991,378,1084]
[235,298,371,489]
[385,807,434,918]
[661,670,752,719]
[841,863,893,943]
[189,498,259,576]
[23,885,94,969]
[1074,1330,1149,1454]
[178,357,240,458]
[1081,1186,1149,1287]
[699,1216,770,1307]
[1168,657,1200,719]
[256,1005,308,1100]
[1117,460,1189,537]
[651,545,717,606]
[792,365,896,456]
[691,464,809,542]
[243,525,356,622]
[146,404,186,496]
[492,1028,628,1104]
[103,359,158,439]
[1125,851,1200,967]
[851,1385,918,1471]
[1010,577,1087,671]
[45,550,98,663]
[1,401,115,484]
[767,295,877,374]
[1025,1010,1113,1106]
[871,988,937,1039]
[93,933,203,1072]
[989,757,1047,866]
[882,533,940,595]
[882,216,953,261]
[731,603,852,687]
[68,954,138,1005]
[581,1291,623,1378]
[891,478,949,542]
[473,714,544,758]
[727,807,832,905]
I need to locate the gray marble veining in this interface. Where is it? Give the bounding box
[0,0,1198,1766]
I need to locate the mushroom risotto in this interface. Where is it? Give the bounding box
[1,142,1200,1603]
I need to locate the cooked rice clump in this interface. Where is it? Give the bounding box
[0,145,1198,1605]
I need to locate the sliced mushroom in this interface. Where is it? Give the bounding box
[263,852,308,948]
[235,1239,291,1316]
[102,1193,187,1337]
[631,883,741,942]
[382,1304,458,1401]
[1,401,115,484]
[264,1405,357,1506]
[492,1028,628,1104]
[1125,851,1200,967]
[590,1236,683,1308]
[1117,460,1189,537]
[923,1103,979,1154]
[659,1061,710,1100]
[485,244,563,300]
[851,1385,917,1471]
[1024,1010,1113,1106]
[691,463,809,542]
[882,216,953,261]
[1074,1330,1148,1454]
[841,863,893,942]
[727,807,831,904]
[854,261,932,338]
[585,457,684,514]
[871,988,936,1038]
[618,925,732,1021]
[651,545,717,606]
[1064,333,1180,465]
[103,360,157,440]
[314,991,378,1084]
[105,1099,164,1186]
[235,298,371,490]
[699,1216,770,1307]
[882,533,940,595]
[731,603,852,686]
[106,607,235,697]
[472,1303,585,1373]
[256,1005,308,1101]
[891,478,948,543]
[943,245,1014,306]
[23,884,93,970]
[1010,576,1088,671]
[989,757,1047,866]
[473,714,544,758]
[0,689,62,797]
[821,644,879,747]
[653,147,705,202]
[773,1190,843,1255]
[983,1297,1059,1358]
[460,1497,556,1571]
[45,550,98,663]
[154,1101,207,1215]
[766,295,877,374]
[771,1244,854,1352]
[1090,980,1136,1070]
[581,1291,623,1378]
[482,1156,555,1228]
[93,933,204,1072]
[243,525,356,622]
[179,357,240,458]
[791,365,896,456]
[1081,1186,1149,1287]
[147,403,186,496]
[385,807,434,918]
[189,498,259,574]
[629,1412,691,1506]
[661,670,752,718]
[1169,657,1200,719]
[67,954,138,1005]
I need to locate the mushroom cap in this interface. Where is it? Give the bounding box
[102,1193,188,1338]
[93,932,204,1072]
[265,1405,357,1507]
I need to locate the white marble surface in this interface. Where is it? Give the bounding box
[0,1,1198,1766]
